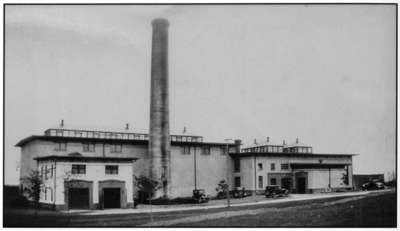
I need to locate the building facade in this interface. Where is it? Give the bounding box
[231,138,354,194]
[17,128,355,210]
[16,128,238,210]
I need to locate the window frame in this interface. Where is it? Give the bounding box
[234,159,240,172]
[54,142,67,151]
[71,164,86,174]
[202,146,211,155]
[45,165,48,180]
[83,143,95,152]
[105,165,119,175]
[281,163,289,170]
[234,176,241,188]
[258,163,263,171]
[183,146,191,154]
[258,175,263,188]
[110,144,122,153]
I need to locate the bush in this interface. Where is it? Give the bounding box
[138,196,197,205]
[7,195,29,208]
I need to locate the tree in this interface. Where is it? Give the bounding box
[20,170,44,220]
[341,167,349,185]
[216,179,229,196]
[134,175,161,224]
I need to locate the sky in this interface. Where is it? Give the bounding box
[5,4,396,185]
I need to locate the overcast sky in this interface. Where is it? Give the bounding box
[5,4,396,185]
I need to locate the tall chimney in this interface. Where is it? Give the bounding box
[149,18,170,198]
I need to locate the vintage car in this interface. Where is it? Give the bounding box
[192,189,210,203]
[265,185,289,198]
[361,181,385,191]
[231,187,251,198]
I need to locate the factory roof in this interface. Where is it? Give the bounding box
[15,128,237,147]
[229,152,357,158]
[34,155,138,163]
[242,141,283,149]
[284,138,311,148]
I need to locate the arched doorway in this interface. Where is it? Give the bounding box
[295,172,308,193]
[64,180,93,210]
[98,180,126,209]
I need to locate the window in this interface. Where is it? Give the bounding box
[162,166,167,178]
[71,165,86,174]
[258,163,263,170]
[45,165,48,180]
[278,147,283,152]
[83,143,95,152]
[270,178,277,185]
[50,165,53,178]
[55,142,67,151]
[271,163,275,171]
[183,146,191,154]
[202,146,211,155]
[234,176,241,188]
[105,165,118,175]
[40,166,44,178]
[281,163,289,170]
[56,130,63,136]
[221,147,227,155]
[234,159,240,172]
[110,144,122,153]
[258,176,263,188]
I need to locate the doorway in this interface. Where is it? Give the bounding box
[282,178,292,191]
[103,188,121,209]
[68,188,89,209]
[296,177,307,193]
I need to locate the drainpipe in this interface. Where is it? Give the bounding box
[53,161,57,209]
[328,167,331,189]
[253,155,257,196]
[194,146,197,190]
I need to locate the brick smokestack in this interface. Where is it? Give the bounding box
[149,18,170,198]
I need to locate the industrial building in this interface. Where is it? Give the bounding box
[16,18,355,210]
[16,128,238,210]
[16,128,354,210]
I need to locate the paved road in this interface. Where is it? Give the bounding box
[4,190,396,227]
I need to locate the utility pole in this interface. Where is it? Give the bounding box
[225,138,233,208]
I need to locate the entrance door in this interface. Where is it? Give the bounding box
[103,188,121,209]
[282,178,292,191]
[68,188,89,209]
[296,177,306,193]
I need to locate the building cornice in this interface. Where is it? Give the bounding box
[34,155,138,163]
[229,152,357,158]
[15,135,236,148]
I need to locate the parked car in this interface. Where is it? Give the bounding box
[192,189,210,203]
[265,185,289,198]
[231,187,251,198]
[362,181,385,191]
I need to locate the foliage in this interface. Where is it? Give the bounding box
[134,175,161,199]
[216,179,229,192]
[341,168,349,185]
[20,170,44,208]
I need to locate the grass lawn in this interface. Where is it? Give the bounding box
[179,191,396,227]
[3,190,396,227]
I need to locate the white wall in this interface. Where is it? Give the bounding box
[38,160,134,205]
[169,145,229,197]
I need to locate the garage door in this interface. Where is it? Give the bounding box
[103,188,121,209]
[68,188,89,209]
